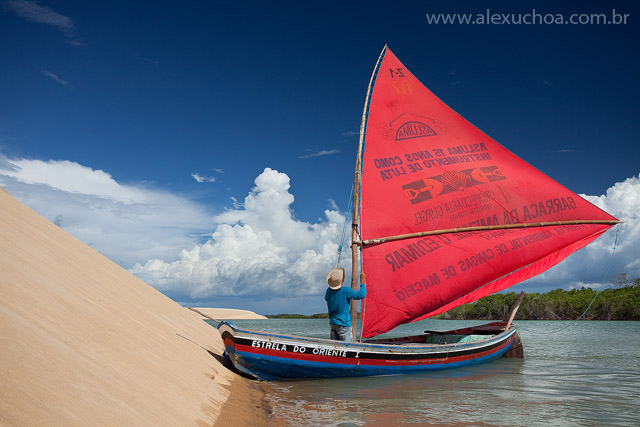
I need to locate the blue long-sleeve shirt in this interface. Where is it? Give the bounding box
[324,283,366,327]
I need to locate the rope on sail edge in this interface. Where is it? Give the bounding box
[518,224,622,335]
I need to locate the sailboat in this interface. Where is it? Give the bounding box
[216,46,619,381]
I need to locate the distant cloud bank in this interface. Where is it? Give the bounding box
[0,156,214,266]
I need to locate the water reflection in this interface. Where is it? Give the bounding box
[247,320,640,426]
[267,359,526,426]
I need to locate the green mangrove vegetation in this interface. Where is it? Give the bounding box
[267,275,640,320]
[437,285,639,321]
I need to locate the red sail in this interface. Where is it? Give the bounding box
[359,47,617,338]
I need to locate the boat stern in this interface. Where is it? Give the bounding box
[501,328,524,358]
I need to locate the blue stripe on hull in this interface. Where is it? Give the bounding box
[232,341,513,381]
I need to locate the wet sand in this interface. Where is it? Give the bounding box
[214,377,288,426]
[0,187,270,426]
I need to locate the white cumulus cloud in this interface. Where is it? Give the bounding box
[131,168,346,301]
[581,174,640,274]
[525,173,640,290]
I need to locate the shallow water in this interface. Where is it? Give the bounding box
[228,319,640,426]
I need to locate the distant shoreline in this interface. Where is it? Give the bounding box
[265,286,640,321]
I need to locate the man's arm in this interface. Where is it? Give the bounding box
[349,272,367,300]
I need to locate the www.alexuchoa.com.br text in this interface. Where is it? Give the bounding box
[426,9,630,25]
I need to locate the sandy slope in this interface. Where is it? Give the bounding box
[0,187,241,426]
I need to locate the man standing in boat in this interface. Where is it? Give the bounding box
[325,268,367,341]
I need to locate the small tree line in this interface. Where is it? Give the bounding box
[437,274,640,321]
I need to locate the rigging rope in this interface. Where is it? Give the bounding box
[518,224,621,335]
[334,185,366,342]
[335,184,354,268]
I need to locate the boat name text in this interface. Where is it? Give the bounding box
[250,340,360,358]
[251,340,289,351]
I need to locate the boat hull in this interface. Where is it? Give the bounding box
[218,321,522,381]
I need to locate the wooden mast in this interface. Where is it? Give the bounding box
[349,152,360,342]
[350,46,387,341]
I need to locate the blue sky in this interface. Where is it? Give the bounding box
[1,0,639,315]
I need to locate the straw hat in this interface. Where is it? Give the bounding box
[326,268,345,290]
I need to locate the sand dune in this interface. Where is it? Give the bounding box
[0,187,248,425]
